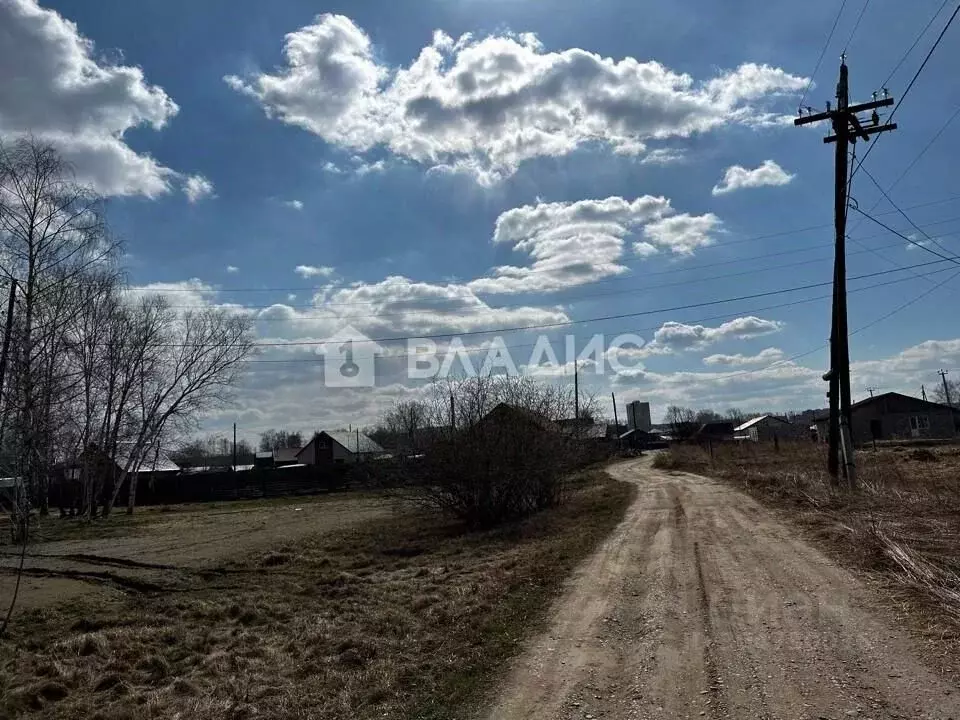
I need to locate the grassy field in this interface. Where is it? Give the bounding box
[655,441,960,642]
[0,471,634,719]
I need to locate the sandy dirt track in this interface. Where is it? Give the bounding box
[485,457,960,720]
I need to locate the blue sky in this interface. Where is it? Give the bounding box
[4,0,960,440]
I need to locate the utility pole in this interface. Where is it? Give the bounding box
[232,423,237,472]
[794,56,896,488]
[922,384,928,402]
[865,386,877,398]
[611,392,620,450]
[940,369,952,408]
[573,360,579,422]
[449,389,455,432]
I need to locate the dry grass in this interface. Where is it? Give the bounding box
[656,442,960,646]
[0,472,634,719]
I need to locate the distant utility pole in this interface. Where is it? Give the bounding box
[573,360,579,422]
[922,384,928,402]
[940,369,953,408]
[232,423,237,471]
[611,393,620,450]
[794,55,897,488]
[865,386,878,398]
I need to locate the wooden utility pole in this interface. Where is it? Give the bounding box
[794,56,896,487]
[922,384,928,402]
[232,423,237,472]
[866,386,877,398]
[573,360,579,422]
[940,369,952,408]
[611,392,620,450]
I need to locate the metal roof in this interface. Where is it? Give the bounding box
[317,430,384,455]
[733,415,793,432]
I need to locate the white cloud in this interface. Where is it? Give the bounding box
[226,265,239,274]
[283,199,304,210]
[702,347,786,366]
[641,213,721,255]
[184,174,215,203]
[295,265,335,278]
[640,148,686,165]
[0,0,188,197]
[313,275,569,337]
[468,195,673,294]
[712,159,794,195]
[226,14,807,183]
[651,316,783,352]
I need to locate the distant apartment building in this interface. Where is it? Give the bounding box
[626,401,652,432]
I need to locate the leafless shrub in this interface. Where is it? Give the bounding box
[388,375,600,527]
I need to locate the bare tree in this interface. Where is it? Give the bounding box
[0,138,116,514]
[664,405,696,439]
[932,379,960,407]
[106,306,256,515]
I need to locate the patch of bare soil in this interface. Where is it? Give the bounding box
[0,494,392,611]
[485,457,960,719]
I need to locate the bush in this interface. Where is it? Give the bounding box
[393,376,597,528]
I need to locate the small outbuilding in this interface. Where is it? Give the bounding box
[734,415,802,442]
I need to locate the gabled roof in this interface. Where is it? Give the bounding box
[273,446,302,463]
[734,415,793,432]
[298,431,384,457]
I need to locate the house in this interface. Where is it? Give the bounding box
[734,415,804,442]
[813,392,960,445]
[252,447,302,469]
[296,430,385,465]
[619,428,667,450]
[695,421,735,442]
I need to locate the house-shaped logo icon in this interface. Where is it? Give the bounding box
[319,325,381,387]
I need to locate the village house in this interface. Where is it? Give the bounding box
[813,392,960,445]
[296,430,385,465]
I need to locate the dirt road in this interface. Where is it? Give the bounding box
[485,457,960,720]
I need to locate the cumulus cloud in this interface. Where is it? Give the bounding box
[226,265,239,274]
[226,14,807,183]
[0,0,189,197]
[702,347,786,366]
[651,316,783,352]
[184,174,215,203]
[314,275,569,337]
[468,195,673,294]
[282,199,304,210]
[640,213,721,255]
[712,159,794,195]
[295,265,335,278]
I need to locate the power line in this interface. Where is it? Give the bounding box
[843,0,872,52]
[881,0,952,87]
[241,264,958,364]
[144,193,960,300]
[798,0,851,112]
[852,190,960,263]
[858,165,957,258]
[852,0,960,179]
